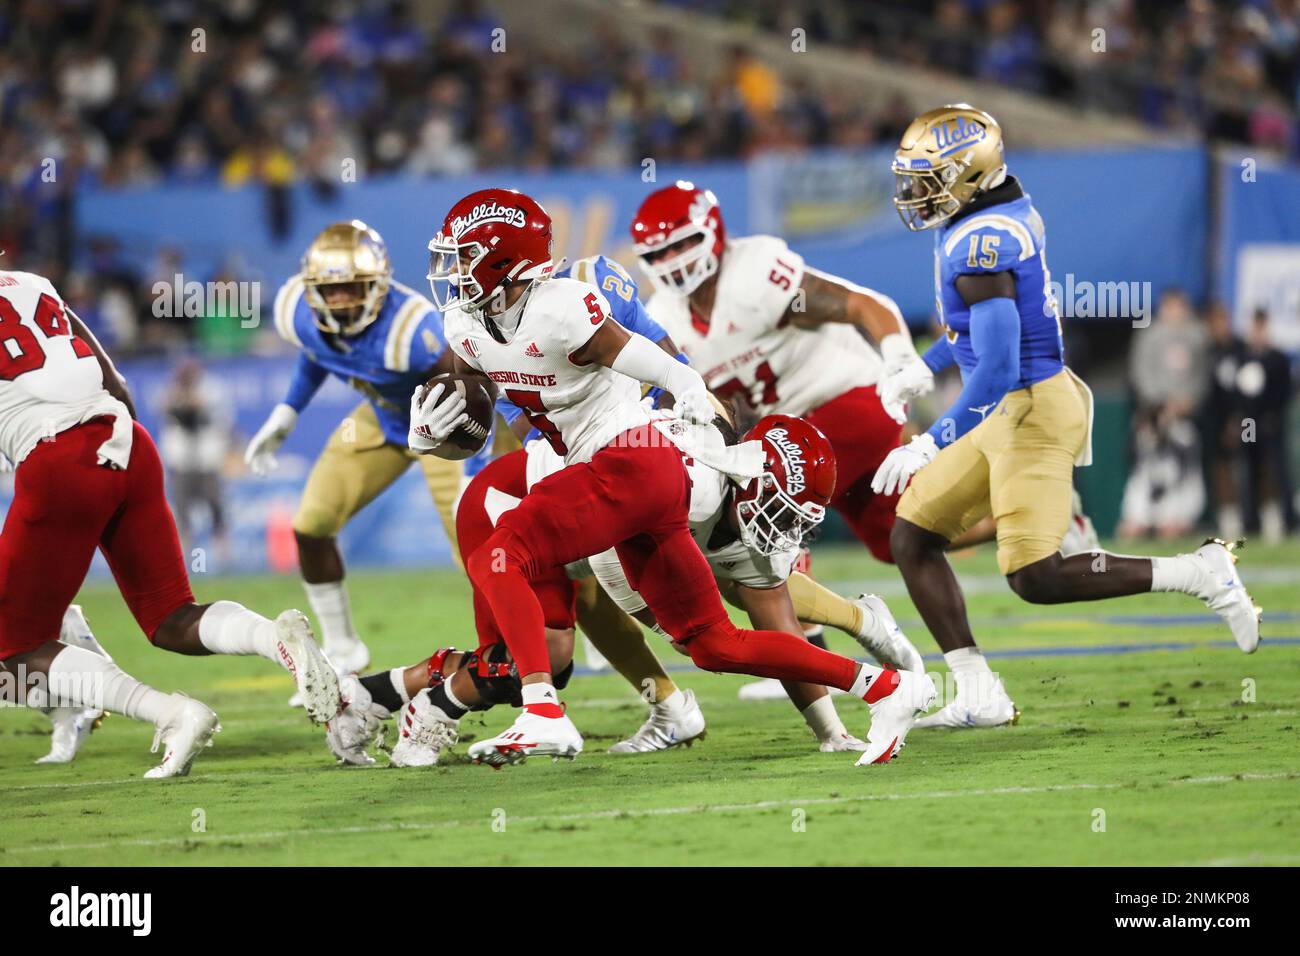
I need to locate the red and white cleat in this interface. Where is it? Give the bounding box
[388,689,460,768]
[467,709,583,767]
[274,610,341,724]
[856,669,937,766]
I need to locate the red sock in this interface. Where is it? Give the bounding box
[466,530,551,678]
[686,621,857,690]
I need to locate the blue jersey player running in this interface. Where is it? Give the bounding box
[873,105,1260,729]
[245,220,460,676]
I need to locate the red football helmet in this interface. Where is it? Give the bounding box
[734,415,836,556]
[630,181,725,297]
[427,188,554,316]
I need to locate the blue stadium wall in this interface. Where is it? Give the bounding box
[3,144,1297,574]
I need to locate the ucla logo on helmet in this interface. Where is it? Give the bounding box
[932,115,986,154]
[451,201,527,237]
[764,427,807,495]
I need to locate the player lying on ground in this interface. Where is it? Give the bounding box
[245,221,462,677]
[874,104,1261,729]
[325,447,703,766]
[573,411,926,753]
[0,270,339,777]
[411,187,935,767]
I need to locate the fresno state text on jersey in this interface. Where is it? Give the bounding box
[446,277,650,464]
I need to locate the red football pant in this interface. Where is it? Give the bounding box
[804,386,904,563]
[455,449,579,661]
[0,419,195,659]
[464,425,858,690]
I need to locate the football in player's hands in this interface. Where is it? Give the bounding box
[413,373,493,460]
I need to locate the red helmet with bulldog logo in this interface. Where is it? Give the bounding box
[734,414,836,556]
[630,181,726,297]
[427,188,554,315]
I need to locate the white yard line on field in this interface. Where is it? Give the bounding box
[4,770,1296,857]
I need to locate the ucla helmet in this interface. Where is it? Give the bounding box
[892,104,1006,231]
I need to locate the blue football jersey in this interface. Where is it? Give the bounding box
[934,188,1064,389]
[273,278,446,445]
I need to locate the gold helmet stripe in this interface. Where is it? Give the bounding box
[384,289,429,371]
[941,214,1035,262]
[274,276,305,348]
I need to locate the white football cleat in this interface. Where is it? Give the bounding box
[144,696,221,779]
[856,669,937,765]
[36,707,102,764]
[389,689,461,768]
[609,689,706,754]
[467,709,583,767]
[274,610,341,724]
[325,675,390,766]
[913,671,1019,729]
[854,594,926,673]
[289,639,369,709]
[1188,538,1261,653]
[818,730,868,753]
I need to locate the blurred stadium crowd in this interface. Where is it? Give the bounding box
[4,0,1299,313]
[0,0,1296,539]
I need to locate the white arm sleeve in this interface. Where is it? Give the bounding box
[609,332,705,398]
[588,547,648,616]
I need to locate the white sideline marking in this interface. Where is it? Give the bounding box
[5,770,1296,856]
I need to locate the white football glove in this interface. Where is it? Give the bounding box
[871,433,939,497]
[408,382,468,453]
[676,389,715,426]
[244,403,298,476]
[877,354,935,425]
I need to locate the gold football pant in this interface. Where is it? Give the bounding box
[292,401,462,560]
[575,578,678,704]
[897,369,1090,575]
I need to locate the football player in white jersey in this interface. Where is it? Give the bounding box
[632,181,927,565]
[411,187,935,767]
[579,411,925,754]
[0,270,340,778]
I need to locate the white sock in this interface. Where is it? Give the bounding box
[1151,555,1201,595]
[945,646,993,677]
[848,663,883,698]
[655,687,687,714]
[304,580,360,652]
[47,645,173,724]
[198,600,280,662]
[800,694,848,742]
[521,682,559,709]
[389,667,411,704]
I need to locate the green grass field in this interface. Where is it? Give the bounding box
[3,539,1298,867]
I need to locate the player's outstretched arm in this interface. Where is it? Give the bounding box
[574,320,714,424]
[790,269,934,422]
[67,308,136,418]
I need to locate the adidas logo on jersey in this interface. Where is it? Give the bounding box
[524,342,545,358]
[462,337,479,358]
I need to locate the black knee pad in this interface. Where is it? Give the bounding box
[461,643,522,710]
[554,659,575,690]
